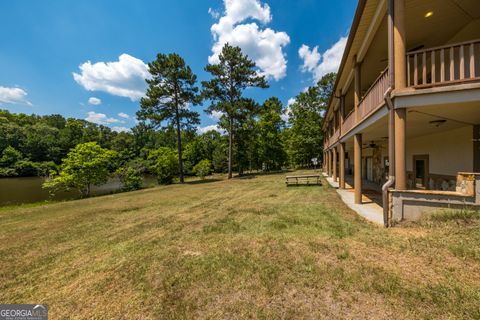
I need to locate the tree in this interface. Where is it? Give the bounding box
[148,147,178,184]
[286,73,336,166]
[202,43,268,179]
[116,166,143,191]
[43,142,117,197]
[258,97,287,171]
[138,53,201,183]
[192,159,212,180]
[0,146,23,167]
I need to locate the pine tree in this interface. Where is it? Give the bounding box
[202,44,268,179]
[138,53,201,183]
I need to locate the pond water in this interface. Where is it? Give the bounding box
[0,175,159,206]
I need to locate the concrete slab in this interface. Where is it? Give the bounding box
[324,176,384,226]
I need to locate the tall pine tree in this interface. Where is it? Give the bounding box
[138,53,201,183]
[202,44,268,179]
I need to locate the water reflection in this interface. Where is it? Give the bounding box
[0,175,158,206]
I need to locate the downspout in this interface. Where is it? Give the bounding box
[381,0,396,227]
[382,88,395,227]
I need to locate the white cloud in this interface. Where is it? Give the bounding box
[88,97,102,105]
[281,98,296,122]
[118,112,129,119]
[197,124,225,134]
[111,126,130,133]
[208,7,220,19]
[208,110,225,120]
[73,54,150,101]
[209,0,290,81]
[85,111,121,125]
[0,87,32,106]
[299,36,347,82]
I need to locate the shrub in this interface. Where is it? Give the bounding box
[117,166,143,191]
[14,160,39,176]
[148,147,178,184]
[0,146,23,167]
[192,159,212,180]
[43,142,117,197]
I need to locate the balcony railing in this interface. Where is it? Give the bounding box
[332,128,340,143]
[358,68,389,120]
[342,110,355,135]
[407,39,480,88]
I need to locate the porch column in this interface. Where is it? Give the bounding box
[340,94,345,135]
[339,142,346,189]
[354,133,363,204]
[329,149,334,176]
[395,108,407,190]
[354,56,362,122]
[393,0,406,90]
[327,150,331,176]
[333,146,338,182]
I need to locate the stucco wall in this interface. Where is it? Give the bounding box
[406,126,473,176]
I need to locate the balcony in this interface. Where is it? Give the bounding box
[342,110,355,135]
[325,40,480,149]
[407,39,480,88]
[358,68,389,120]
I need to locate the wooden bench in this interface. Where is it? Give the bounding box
[285,175,321,186]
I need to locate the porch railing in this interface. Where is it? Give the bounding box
[407,39,480,88]
[332,128,340,143]
[342,110,355,135]
[358,68,389,120]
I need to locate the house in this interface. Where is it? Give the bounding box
[322,0,480,226]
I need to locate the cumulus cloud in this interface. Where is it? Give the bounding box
[73,54,150,101]
[209,0,290,81]
[88,97,102,105]
[281,97,296,122]
[208,110,225,120]
[85,111,122,125]
[0,87,32,106]
[111,126,130,133]
[118,112,129,119]
[299,36,347,82]
[208,7,220,19]
[197,124,225,134]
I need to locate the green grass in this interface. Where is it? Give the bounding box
[1,171,479,319]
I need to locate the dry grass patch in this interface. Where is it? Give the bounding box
[0,171,479,319]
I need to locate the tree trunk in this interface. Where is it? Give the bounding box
[175,111,184,184]
[228,117,233,179]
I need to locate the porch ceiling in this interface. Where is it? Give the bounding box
[406,0,480,51]
[342,99,478,148]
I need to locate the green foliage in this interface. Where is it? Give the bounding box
[43,142,117,197]
[258,97,287,171]
[116,166,143,192]
[192,159,212,179]
[148,147,178,184]
[202,43,268,178]
[138,53,201,183]
[0,146,23,167]
[286,73,336,166]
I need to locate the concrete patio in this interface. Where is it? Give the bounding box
[323,173,384,226]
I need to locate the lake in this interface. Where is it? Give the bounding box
[0,175,159,206]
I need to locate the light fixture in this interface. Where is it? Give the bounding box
[425,11,434,18]
[429,119,446,127]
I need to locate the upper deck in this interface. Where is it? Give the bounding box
[323,0,480,149]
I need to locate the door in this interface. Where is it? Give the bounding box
[366,157,373,181]
[413,155,429,189]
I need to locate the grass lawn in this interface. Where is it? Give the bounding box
[1,170,479,319]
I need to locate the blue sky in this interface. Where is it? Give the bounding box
[0,0,356,132]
